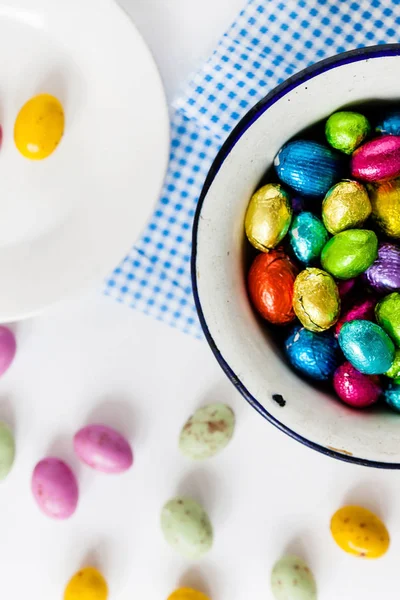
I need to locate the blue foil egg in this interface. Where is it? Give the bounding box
[289,212,329,264]
[376,112,400,136]
[285,325,340,380]
[338,320,395,375]
[384,382,400,412]
[274,140,342,197]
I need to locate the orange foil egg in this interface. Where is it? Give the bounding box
[248,249,299,324]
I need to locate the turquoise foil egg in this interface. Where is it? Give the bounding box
[285,324,340,380]
[289,212,329,264]
[384,382,400,412]
[274,140,342,197]
[376,112,400,136]
[338,320,395,375]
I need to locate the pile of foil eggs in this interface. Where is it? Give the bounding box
[245,109,400,410]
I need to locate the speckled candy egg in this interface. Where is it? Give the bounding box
[64,567,108,600]
[161,497,213,559]
[289,212,328,264]
[334,296,377,336]
[32,457,78,519]
[351,135,400,182]
[375,292,400,346]
[0,422,15,480]
[274,139,342,197]
[245,184,292,251]
[322,180,371,234]
[333,362,381,407]
[179,403,235,460]
[271,555,316,600]
[384,382,400,411]
[376,112,400,136]
[293,268,340,332]
[168,589,210,600]
[326,111,370,155]
[368,179,400,239]
[0,326,16,377]
[248,249,298,324]
[285,325,340,381]
[321,229,378,279]
[73,424,133,474]
[364,243,400,294]
[338,320,395,375]
[331,506,389,558]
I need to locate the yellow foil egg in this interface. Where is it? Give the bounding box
[168,588,210,600]
[14,93,64,160]
[330,506,390,559]
[245,183,292,251]
[322,180,371,234]
[368,179,400,239]
[64,567,108,600]
[293,267,340,332]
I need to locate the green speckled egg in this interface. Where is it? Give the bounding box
[245,183,292,251]
[386,349,400,379]
[325,111,371,154]
[161,497,213,559]
[376,292,400,347]
[321,229,378,279]
[179,403,235,460]
[293,268,340,332]
[322,180,371,234]
[271,555,317,600]
[0,422,15,480]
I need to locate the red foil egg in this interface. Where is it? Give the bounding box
[334,296,377,337]
[248,249,299,325]
[333,362,382,407]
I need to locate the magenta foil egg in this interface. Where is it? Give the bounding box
[364,243,400,294]
[337,278,357,302]
[351,135,400,182]
[334,296,377,336]
[333,362,382,407]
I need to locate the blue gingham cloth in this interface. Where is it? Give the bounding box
[105,0,400,338]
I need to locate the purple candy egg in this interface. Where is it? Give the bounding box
[351,135,400,182]
[32,458,78,519]
[364,242,400,294]
[334,295,377,336]
[74,424,133,474]
[0,327,16,377]
[333,362,382,407]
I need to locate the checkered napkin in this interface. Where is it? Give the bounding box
[105,0,400,338]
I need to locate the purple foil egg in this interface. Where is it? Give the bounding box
[337,278,357,302]
[333,362,382,407]
[334,295,377,337]
[364,242,400,294]
[351,135,400,182]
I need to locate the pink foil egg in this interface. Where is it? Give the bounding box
[334,296,377,337]
[0,327,16,377]
[74,424,133,474]
[31,458,78,519]
[333,362,382,407]
[351,135,400,182]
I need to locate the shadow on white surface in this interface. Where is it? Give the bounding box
[179,566,213,596]
[284,533,314,565]
[85,397,138,441]
[0,396,16,430]
[343,480,391,520]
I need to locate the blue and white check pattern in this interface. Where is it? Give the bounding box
[105,0,400,338]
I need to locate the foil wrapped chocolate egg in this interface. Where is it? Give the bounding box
[375,292,400,346]
[364,243,400,294]
[384,382,400,412]
[338,278,357,301]
[334,296,377,337]
[333,362,381,407]
[321,229,378,279]
[368,179,400,239]
[245,183,292,251]
[293,268,340,332]
[289,212,328,264]
[376,112,400,136]
[338,320,395,375]
[322,180,371,234]
[351,135,400,182]
[385,349,400,379]
[285,325,340,380]
[326,111,371,155]
[274,140,342,197]
[248,249,298,325]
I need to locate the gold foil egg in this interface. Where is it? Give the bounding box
[293,268,340,332]
[245,183,292,251]
[368,179,400,239]
[322,180,371,234]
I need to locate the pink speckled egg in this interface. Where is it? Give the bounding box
[0,327,16,377]
[32,458,78,519]
[74,424,133,474]
[351,135,400,182]
[333,362,382,407]
[334,296,377,336]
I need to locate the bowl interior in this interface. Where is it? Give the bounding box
[194,48,400,467]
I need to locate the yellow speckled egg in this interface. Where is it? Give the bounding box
[14,93,64,160]
[167,588,210,600]
[330,506,389,558]
[64,567,108,600]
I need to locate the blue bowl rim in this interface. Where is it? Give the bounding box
[191,44,400,470]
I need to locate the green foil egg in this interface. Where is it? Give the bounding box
[368,179,400,239]
[293,268,340,332]
[321,229,378,279]
[376,292,400,347]
[289,212,328,264]
[161,497,213,559]
[179,403,235,460]
[386,348,400,379]
[325,111,371,155]
[322,180,371,234]
[245,183,292,252]
[271,555,317,600]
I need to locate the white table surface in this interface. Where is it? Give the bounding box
[2,2,400,599]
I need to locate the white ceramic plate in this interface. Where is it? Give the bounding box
[0,0,169,320]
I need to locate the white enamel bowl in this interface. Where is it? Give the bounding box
[193,45,400,468]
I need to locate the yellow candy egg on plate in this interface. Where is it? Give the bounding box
[168,589,210,600]
[64,567,108,600]
[330,505,389,558]
[14,93,64,160]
